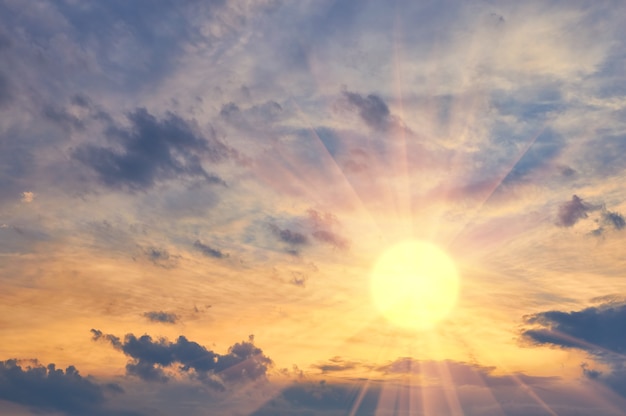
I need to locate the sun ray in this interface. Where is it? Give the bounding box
[288,97,387,234]
[446,126,547,250]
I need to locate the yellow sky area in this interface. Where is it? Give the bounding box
[2,199,623,384]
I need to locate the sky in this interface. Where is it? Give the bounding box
[1,0,626,414]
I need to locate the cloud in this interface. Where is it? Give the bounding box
[311,230,350,250]
[342,90,392,131]
[556,195,597,227]
[251,380,381,416]
[43,104,85,131]
[582,133,626,177]
[143,246,178,269]
[193,240,227,259]
[269,224,309,246]
[251,358,599,416]
[522,301,626,397]
[220,100,285,127]
[143,311,178,324]
[603,210,626,230]
[90,329,122,349]
[92,331,272,388]
[311,356,360,373]
[74,108,234,191]
[307,209,340,229]
[307,209,350,250]
[378,357,558,389]
[522,302,626,354]
[34,0,227,91]
[0,359,130,416]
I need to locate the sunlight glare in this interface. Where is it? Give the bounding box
[370,240,460,331]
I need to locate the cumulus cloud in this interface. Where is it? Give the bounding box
[0,359,128,416]
[556,195,596,227]
[92,331,272,389]
[74,108,234,191]
[143,311,178,324]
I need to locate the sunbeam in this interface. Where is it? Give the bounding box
[2,1,626,415]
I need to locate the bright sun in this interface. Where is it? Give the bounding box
[370,240,460,331]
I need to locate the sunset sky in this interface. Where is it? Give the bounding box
[2,0,626,415]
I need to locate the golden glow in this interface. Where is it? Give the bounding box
[370,240,460,330]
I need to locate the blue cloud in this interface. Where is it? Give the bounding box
[0,359,133,416]
[74,108,231,190]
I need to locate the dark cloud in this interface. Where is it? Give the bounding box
[71,94,91,108]
[582,362,626,398]
[269,224,309,246]
[125,360,168,383]
[251,380,381,416]
[74,108,233,191]
[0,359,130,416]
[143,311,178,324]
[378,357,557,389]
[522,301,626,398]
[43,105,85,131]
[251,358,587,416]
[556,195,595,227]
[603,210,625,230]
[220,102,240,118]
[92,330,272,388]
[522,303,626,354]
[91,329,122,349]
[193,240,226,259]
[144,246,178,269]
[343,91,391,131]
